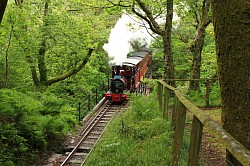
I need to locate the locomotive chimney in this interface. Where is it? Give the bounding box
[116,66,121,75]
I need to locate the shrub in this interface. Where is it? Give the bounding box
[0,89,77,165]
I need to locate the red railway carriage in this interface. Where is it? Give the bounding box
[122,47,151,92]
[104,47,152,102]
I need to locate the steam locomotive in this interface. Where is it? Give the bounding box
[104,47,152,102]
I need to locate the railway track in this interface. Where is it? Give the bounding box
[60,100,127,166]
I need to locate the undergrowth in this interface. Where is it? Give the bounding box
[85,94,189,165]
[0,89,78,165]
[185,81,221,107]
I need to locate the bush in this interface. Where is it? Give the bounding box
[186,90,205,107]
[209,81,221,106]
[0,89,77,165]
[186,81,221,107]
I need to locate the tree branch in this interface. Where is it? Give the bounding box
[140,20,156,39]
[200,0,211,28]
[47,48,94,86]
[165,0,173,32]
[195,0,200,25]
[131,7,161,35]
[15,0,23,6]
[134,0,163,35]
[204,17,212,28]
[26,55,40,86]
[5,25,14,87]
[125,13,156,39]
[107,0,132,8]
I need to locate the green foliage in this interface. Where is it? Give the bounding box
[150,36,164,78]
[0,0,119,89]
[0,89,77,165]
[172,36,191,79]
[209,81,221,106]
[149,0,216,80]
[151,23,216,81]
[0,124,29,165]
[186,80,221,107]
[127,94,160,121]
[0,5,33,89]
[0,0,221,165]
[0,4,118,164]
[186,90,205,106]
[201,25,217,78]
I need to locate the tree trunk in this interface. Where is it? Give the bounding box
[163,33,175,87]
[163,0,176,87]
[189,0,211,91]
[26,2,94,89]
[211,0,250,165]
[131,0,175,86]
[188,29,205,91]
[5,25,14,87]
[0,0,8,24]
[38,2,49,83]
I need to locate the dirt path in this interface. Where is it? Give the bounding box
[200,131,226,165]
[199,108,227,166]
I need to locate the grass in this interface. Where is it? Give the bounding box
[85,94,189,165]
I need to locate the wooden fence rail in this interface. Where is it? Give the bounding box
[164,78,218,107]
[157,79,250,166]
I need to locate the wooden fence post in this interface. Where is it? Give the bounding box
[205,79,210,107]
[163,86,170,120]
[78,102,81,121]
[172,101,187,166]
[171,94,178,131]
[88,95,90,112]
[188,116,204,166]
[157,81,163,112]
[96,88,98,104]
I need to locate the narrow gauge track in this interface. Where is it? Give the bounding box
[61,100,127,166]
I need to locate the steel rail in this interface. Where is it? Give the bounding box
[61,101,112,166]
[61,101,127,166]
[81,102,128,165]
[80,100,111,136]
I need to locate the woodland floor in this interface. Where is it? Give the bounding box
[199,108,227,166]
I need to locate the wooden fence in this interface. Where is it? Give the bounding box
[157,80,250,166]
[164,78,218,107]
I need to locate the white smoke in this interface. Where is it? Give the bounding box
[103,12,154,66]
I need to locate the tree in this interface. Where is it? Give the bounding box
[28,1,95,88]
[211,0,250,165]
[3,0,118,89]
[0,0,8,24]
[107,0,176,86]
[176,0,212,90]
[188,0,211,91]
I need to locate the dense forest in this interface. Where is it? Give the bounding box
[0,0,249,165]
